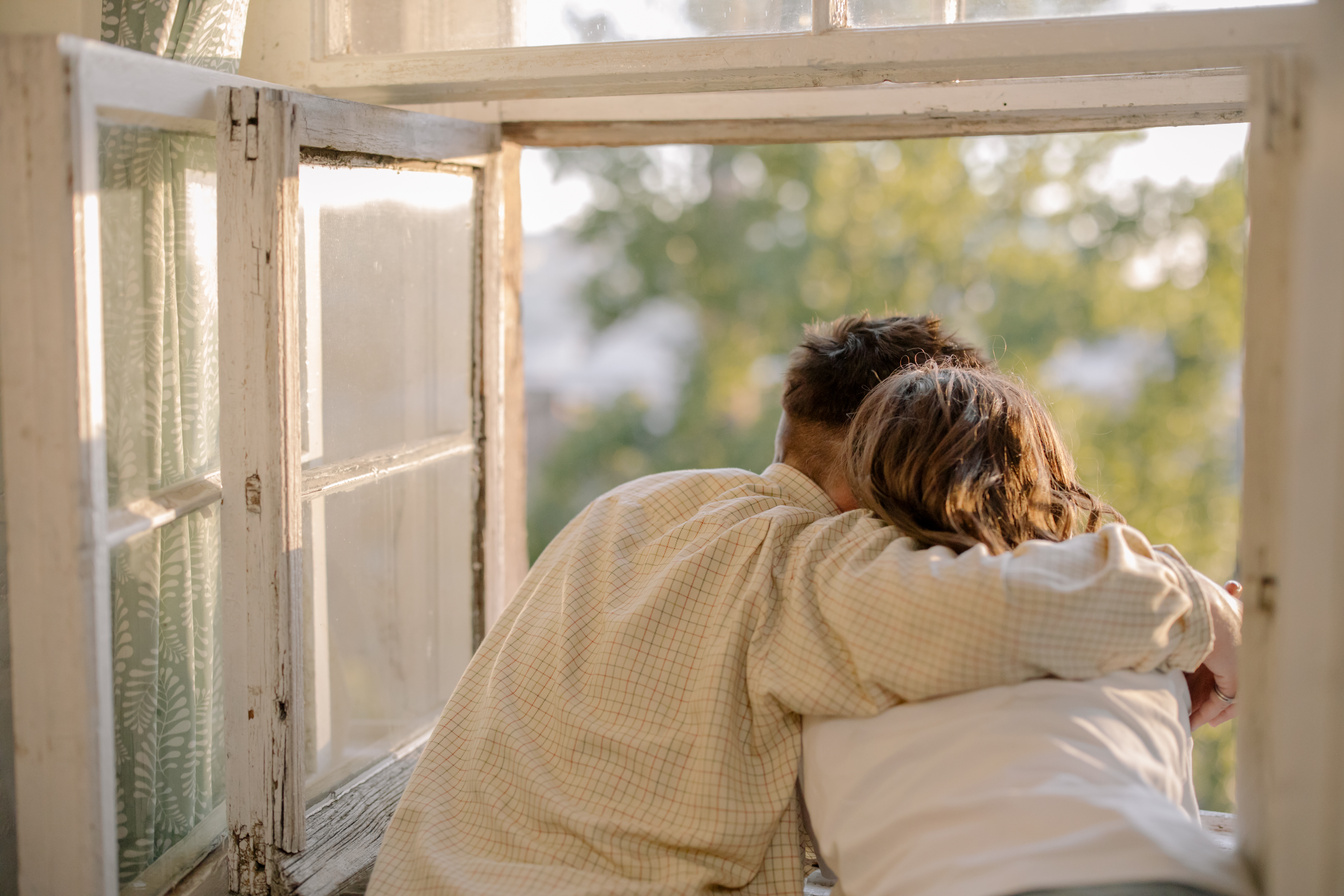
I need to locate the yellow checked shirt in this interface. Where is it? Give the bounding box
[368,464,1216,896]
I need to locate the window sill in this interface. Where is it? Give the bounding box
[166,741,424,896]
[279,741,425,895]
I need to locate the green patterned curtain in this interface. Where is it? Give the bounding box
[102,0,250,73]
[100,0,248,883]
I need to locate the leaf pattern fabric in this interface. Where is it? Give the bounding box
[99,0,247,882]
[102,127,226,886]
[102,0,250,74]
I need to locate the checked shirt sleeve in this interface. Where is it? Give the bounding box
[753,518,1215,719]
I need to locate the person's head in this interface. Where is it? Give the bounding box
[776,313,988,509]
[844,363,1121,554]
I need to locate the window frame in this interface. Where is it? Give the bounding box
[0,33,116,896]
[241,3,1314,104]
[0,35,515,896]
[214,80,507,894]
[235,3,1332,894]
[475,69,1250,146]
[2,0,1340,893]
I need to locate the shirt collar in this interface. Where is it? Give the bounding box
[761,463,840,516]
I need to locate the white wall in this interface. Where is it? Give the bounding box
[0,0,101,39]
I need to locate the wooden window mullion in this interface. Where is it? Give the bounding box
[479,141,528,631]
[1236,52,1300,885]
[218,85,307,896]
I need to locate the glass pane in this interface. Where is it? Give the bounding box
[850,0,1310,29]
[337,0,811,54]
[303,455,477,794]
[100,126,220,508]
[111,507,224,885]
[299,164,476,467]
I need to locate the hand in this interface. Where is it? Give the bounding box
[1186,580,1242,729]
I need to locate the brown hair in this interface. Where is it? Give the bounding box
[845,363,1121,555]
[782,314,988,428]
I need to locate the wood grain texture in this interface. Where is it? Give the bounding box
[300,434,474,502]
[296,92,499,160]
[1262,3,1344,890]
[0,34,118,896]
[81,37,270,126]
[277,746,423,896]
[76,39,499,164]
[165,847,229,896]
[302,6,1312,105]
[1237,53,1300,893]
[502,107,1244,147]
[479,142,528,632]
[410,69,1248,126]
[218,85,307,895]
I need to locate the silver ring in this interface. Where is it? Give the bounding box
[1212,684,1236,704]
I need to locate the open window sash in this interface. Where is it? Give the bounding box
[0,35,519,896]
[215,80,522,894]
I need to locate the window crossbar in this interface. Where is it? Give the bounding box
[106,472,224,548]
[301,433,476,502]
[304,6,1312,106]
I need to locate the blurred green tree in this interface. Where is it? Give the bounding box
[528,133,1245,810]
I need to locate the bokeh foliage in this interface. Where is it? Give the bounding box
[528,133,1245,811]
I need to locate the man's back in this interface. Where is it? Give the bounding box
[369,464,1216,896]
[368,465,841,896]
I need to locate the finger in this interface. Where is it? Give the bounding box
[1212,676,1238,706]
[1194,682,1239,728]
[1190,681,1237,729]
[1189,695,1219,730]
[1224,580,1242,598]
[1185,667,1214,710]
[1187,687,1212,725]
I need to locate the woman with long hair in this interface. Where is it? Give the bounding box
[802,363,1250,896]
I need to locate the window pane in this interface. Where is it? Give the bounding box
[111,507,224,885]
[335,0,810,54]
[100,126,220,508]
[849,0,1310,29]
[303,455,477,795]
[521,129,1246,808]
[298,164,476,467]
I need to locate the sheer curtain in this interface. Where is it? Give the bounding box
[100,0,249,882]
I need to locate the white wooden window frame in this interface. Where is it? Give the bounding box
[0,34,519,896]
[240,2,1316,103]
[240,2,1340,895]
[215,80,517,896]
[3,2,1342,895]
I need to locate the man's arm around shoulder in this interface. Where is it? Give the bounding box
[760,518,1218,717]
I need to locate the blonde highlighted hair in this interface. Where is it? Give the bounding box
[845,363,1121,555]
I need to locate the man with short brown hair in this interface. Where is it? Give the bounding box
[775,313,989,513]
[369,313,1236,896]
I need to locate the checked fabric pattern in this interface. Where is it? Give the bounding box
[369,464,1216,896]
